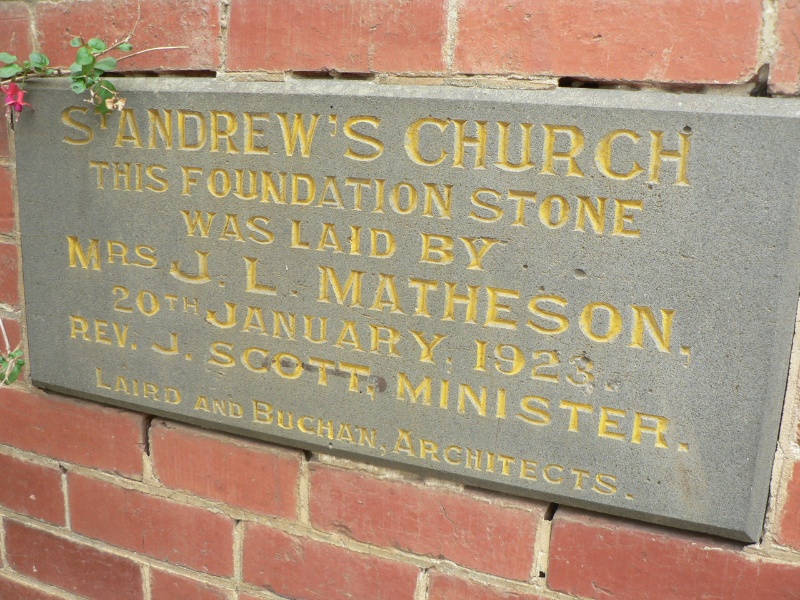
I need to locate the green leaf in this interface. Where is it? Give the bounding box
[70,36,83,48]
[118,42,133,52]
[0,52,17,65]
[0,64,22,78]
[94,82,113,101]
[69,62,83,75]
[45,68,56,75]
[4,363,23,385]
[87,38,107,53]
[97,79,116,92]
[94,57,117,72]
[29,52,49,68]
[76,46,94,65]
[70,80,86,93]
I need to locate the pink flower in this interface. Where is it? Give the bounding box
[1,82,30,113]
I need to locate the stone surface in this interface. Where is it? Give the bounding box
[14,79,800,542]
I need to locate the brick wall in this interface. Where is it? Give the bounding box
[1,1,800,599]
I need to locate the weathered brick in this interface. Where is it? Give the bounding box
[36,0,221,71]
[0,165,14,234]
[0,452,65,525]
[69,473,234,576]
[151,420,301,518]
[429,572,545,600]
[0,574,68,600]
[548,508,800,600]
[227,0,446,73]
[151,569,227,600]
[310,465,544,580]
[0,388,145,477]
[770,0,800,94]
[454,0,762,84]
[776,461,800,549]
[0,243,18,305]
[0,3,33,64]
[5,520,143,600]
[243,522,419,600]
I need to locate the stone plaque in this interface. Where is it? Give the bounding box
[15,79,800,541]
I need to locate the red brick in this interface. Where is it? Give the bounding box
[776,461,800,549]
[310,465,544,580]
[454,0,762,84]
[0,166,14,233]
[227,0,446,73]
[151,420,301,517]
[0,243,18,305]
[0,388,145,477]
[0,452,64,524]
[548,508,800,600]
[5,520,143,600]
[0,574,68,600]
[151,569,227,600]
[36,0,221,71]
[0,3,33,64]
[69,473,234,576]
[0,116,9,160]
[771,0,800,94]
[243,523,418,600]
[429,572,545,600]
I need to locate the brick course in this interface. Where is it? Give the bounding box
[454,0,763,84]
[428,572,546,600]
[243,522,420,600]
[0,388,146,477]
[69,473,234,575]
[36,0,221,71]
[151,420,301,518]
[548,508,800,600]
[0,575,71,600]
[150,569,228,600]
[310,464,545,579]
[227,0,447,73]
[776,460,800,550]
[0,166,14,234]
[4,520,143,600]
[0,452,65,525]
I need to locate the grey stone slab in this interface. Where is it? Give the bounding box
[14,79,800,541]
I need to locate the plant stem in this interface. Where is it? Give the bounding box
[1,68,65,86]
[116,46,188,62]
[0,319,10,356]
